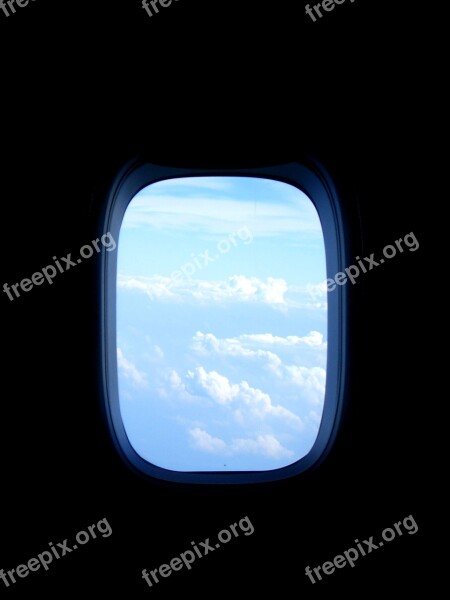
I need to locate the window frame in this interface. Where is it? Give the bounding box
[99,158,350,484]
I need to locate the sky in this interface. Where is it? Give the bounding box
[116,176,328,472]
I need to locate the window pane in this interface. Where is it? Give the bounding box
[116,177,327,472]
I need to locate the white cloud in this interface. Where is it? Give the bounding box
[168,369,196,402]
[230,434,294,459]
[191,330,326,373]
[189,428,294,459]
[284,365,326,405]
[283,282,328,311]
[246,331,324,347]
[118,274,327,312]
[142,343,165,364]
[308,410,322,425]
[187,368,234,405]
[195,330,325,349]
[191,331,282,370]
[191,332,326,405]
[304,281,327,301]
[188,275,287,306]
[300,301,328,311]
[186,367,304,430]
[189,428,227,453]
[118,274,175,300]
[118,274,288,307]
[117,348,147,387]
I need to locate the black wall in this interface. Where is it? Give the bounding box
[1,0,436,596]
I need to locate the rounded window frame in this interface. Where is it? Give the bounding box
[99,159,350,484]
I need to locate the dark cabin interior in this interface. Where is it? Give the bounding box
[1,0,436,595]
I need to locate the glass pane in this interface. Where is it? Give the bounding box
[116,177,327,471]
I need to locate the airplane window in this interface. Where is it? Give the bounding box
[101,161,349,484]
[116,177,327,472]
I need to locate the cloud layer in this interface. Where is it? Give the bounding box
[191,331,327,404]
[185,366,305,430]
[117,348,147,387]
[189,428,294,459]
[118,274,289,306]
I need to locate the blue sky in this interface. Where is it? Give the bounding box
[116,176,328,472]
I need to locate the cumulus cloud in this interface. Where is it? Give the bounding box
[118,274,175,300]
[117,348,147,387]
[186,367,304,430]
[191,331,326,405]
[167,369,197,402]
[191,330,326,376]
[189,428,294,459]
[118,274,329,312]
[193,330,325,353]
[189,428,227,453]
[118,274,288,307]
[241,331,324,347]
[304,281,327,301]
[284,365,326,405]
[230,434,294,458]
[283,282,328,311]
[191,331,282,371]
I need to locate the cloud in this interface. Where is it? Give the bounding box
[304,281,327,301]
[118,274,327,312]
[189,428,227,453]
[186,367,304,430]
[117,348,147,387]
[193,330,325,352]
[189,428,294,459]
[241,331,325,347]
[118,274,288,307]
[308,410,322,425]
[142,343,165,364]
[230,434,294,458]
[118,274,175,300]
[191,330,326,374]
[191,331,282,370]
[167,369,197,402]
[286,282,328,311]
[299,301,327,311]
[191,332,326,405]
[284,365,326,405]
[187,367,235,405]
